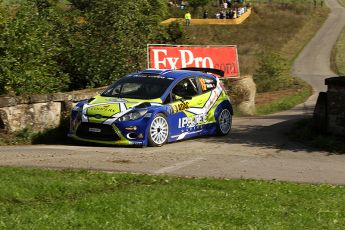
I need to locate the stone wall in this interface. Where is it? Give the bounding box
[0,87,106,132]
[314,77,345,136]
[325,77,345,136]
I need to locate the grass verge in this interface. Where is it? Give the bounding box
[333,24,345,75]
[0,118,70,146]
[288,118,345,154]
[255,79,312,115]
[1,167,345,228]
[338,0,345,7]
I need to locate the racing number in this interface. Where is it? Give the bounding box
[172,101,190,113]
[199,78,207,92]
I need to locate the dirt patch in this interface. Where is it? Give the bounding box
[255,88,297,106]
[109,159,134,164]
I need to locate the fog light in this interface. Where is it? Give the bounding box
[127,133,138,139]
[125,126,137,131]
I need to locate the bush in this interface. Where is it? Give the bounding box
[166,21,186,43]
[62,0,169,90]
[226,79,250,106]
[0,1,69,95]
[0,0,171,95]
[253,52,292,93]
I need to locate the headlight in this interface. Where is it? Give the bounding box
[118,110,147,122]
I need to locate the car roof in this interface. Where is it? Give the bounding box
[132,69,217,80]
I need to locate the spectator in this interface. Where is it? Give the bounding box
[215,12,220,19]
[203,10,208,19]
[237,8,241,17]
[226,10,231,19]
[180,1,185,9]
[223,2,228,9]
[185,11,191,26]
[228,0,232,9]
[220,10,226,19]
[233,8,237,18]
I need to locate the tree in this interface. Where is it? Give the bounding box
[0,1,69,95]
[64,0,168,89]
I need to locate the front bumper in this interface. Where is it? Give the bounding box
[68,118,149,146]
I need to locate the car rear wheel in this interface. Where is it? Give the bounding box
[148,113,169,147]
[217,108,232,136]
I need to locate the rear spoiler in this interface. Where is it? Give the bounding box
[180,67,224,77]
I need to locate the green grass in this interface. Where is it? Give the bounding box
[1,167,345,229]
[338,0,345,7]
[334,25,345,75]
[289,118,345,154]
[333,0,345,75]
[256,80,312,115]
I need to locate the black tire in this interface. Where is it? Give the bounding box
[148,113,169,147]
[217,108,232,136]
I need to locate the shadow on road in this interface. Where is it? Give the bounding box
[200,113,323,154]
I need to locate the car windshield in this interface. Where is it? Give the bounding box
[101,75,174,99]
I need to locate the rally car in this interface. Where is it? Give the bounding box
[68,68,233,147]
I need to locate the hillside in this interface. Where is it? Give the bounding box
[174,2,328,112]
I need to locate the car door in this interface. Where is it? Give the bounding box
[182,76,219,134]
[166,76,201,140]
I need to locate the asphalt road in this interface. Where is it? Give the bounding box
[1,0,345,184]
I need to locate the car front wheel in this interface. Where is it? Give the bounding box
[217,108,232,136]
[148,113,169,147]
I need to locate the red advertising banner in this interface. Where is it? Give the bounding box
[147,45,240,77]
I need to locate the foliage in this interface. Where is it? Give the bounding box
[0,1,69,95]
[165,21,186,44]
[226,79,250,106]
[0,0,172,94]
[0,1,329,96]
[334,28,345,76]
[254,52,292,93]
[188,0,213,9]
[60,0,169,89]
[69,0,93,11]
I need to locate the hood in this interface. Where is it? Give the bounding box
[83,95,162,119]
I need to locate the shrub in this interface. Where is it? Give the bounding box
[0,1,69,95]
[0,0,169,94]
[166,21,186,44]
[226,79,250,106]
[63,0,168,90]
[253,52,292,93]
